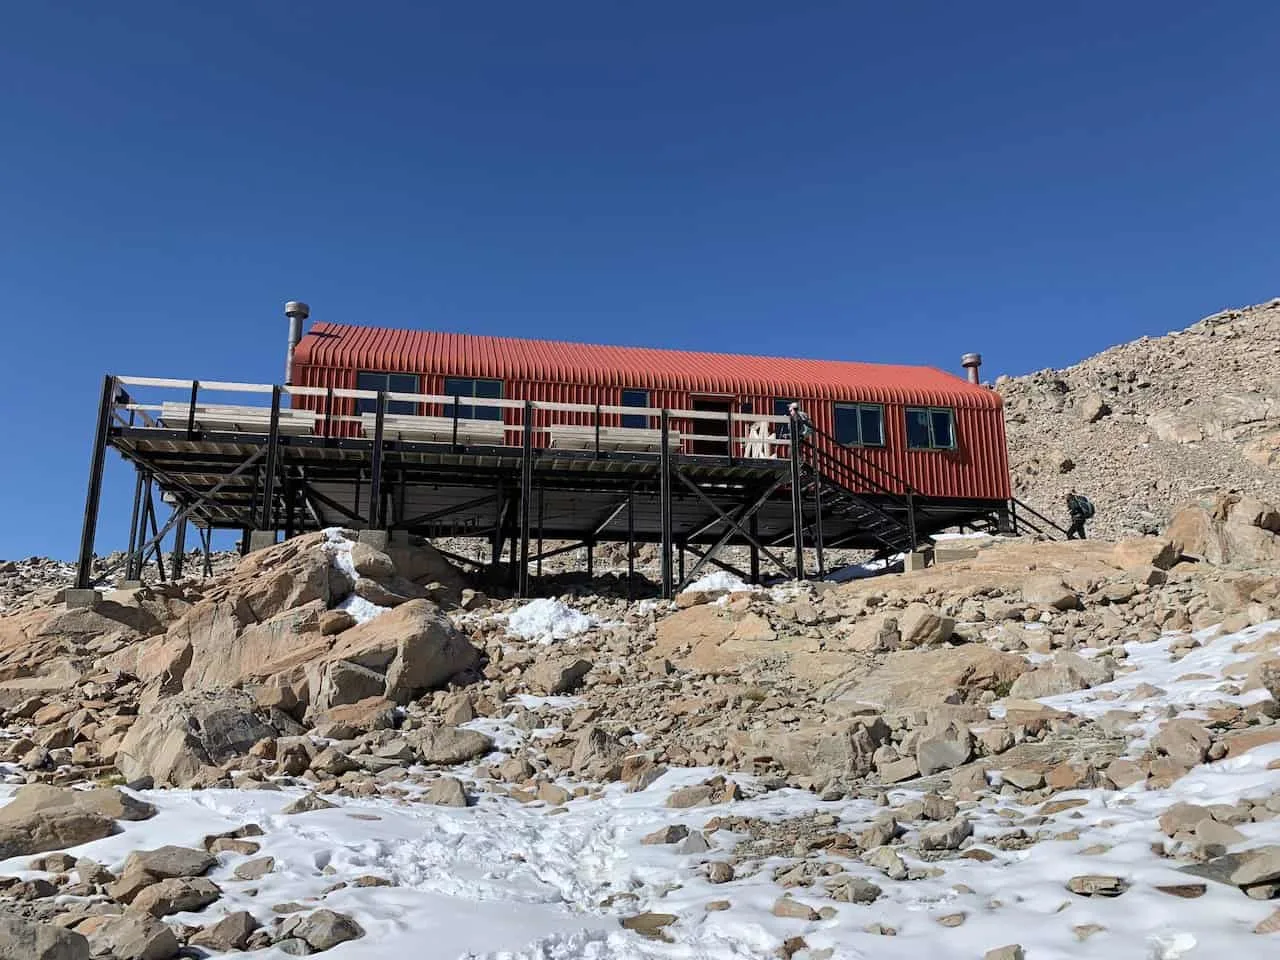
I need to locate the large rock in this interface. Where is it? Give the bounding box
[122,845,215,879]
[279,910,365,951]
[115,690,275,787]
[728,718,889,785]
[1112,537,1179,571]
[1021,576,1080,611]
[0,784,155,824]
[1152,719,1213,769]
[0,784,155,859]
[528,657,593,695]
[84,914,179,960]
[320,599,480,705]
[1167,492,1280,565]
[413,726,494,765]
[129,877,221,917]
[0,915,89,960]
[312,659,386,713]
[824,645,1028,711]
[897,604,955,647]
[916,720,973,775]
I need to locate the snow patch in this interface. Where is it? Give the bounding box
[322,527,390,625]
[680,570,755,594]
[506,599,596,644]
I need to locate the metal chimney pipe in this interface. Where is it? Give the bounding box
[284,301,310,385]
[961,352,982,385]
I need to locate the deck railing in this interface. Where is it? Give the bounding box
[110,376,796,461]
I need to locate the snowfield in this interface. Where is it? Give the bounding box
[1,620,1277,958]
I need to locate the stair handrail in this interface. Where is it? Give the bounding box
[797,424,924,550]
[1011,496,1069,539]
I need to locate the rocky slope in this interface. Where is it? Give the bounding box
[998,297,1280,539]
[0,495,1275,955]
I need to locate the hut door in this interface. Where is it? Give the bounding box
[691,396,732,455]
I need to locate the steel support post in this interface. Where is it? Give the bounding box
[749,514,760,585]
[259,385,282,532]
[367,391,387,529]
[201,526,213,578]
[677,543,684,584]
[586,540,594,580]
[517,401,533,597]
[813,468,826,579]
[74,375,117,591]
[492,482,505,566]
[626,493,635,601]
[143,475,167,582]
[788,412,806,581]
[659,410,673,598]
[906,489,918,549]
[124,468,145,581]
[537,486,545,579]
[171,512,188,580]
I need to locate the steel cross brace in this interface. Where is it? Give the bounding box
[672,470,794,583]
[92,447,267,587]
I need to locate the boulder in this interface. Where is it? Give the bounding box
[115,690,275,788]
[313,660,387,713]
[916,720,974,775]
[1167,492,1280,565]
[1078,393,1110,423]
[1112,537,1179,571]
[279,910,365,952]
[1152,719,1213,769]
[528,657,593,696]
[413,726,494,765]
[897,604,955,647]
[824,645,1028,711]
[425,776,468,807]
[728,717,888,784]
[323,599,480,704]
[122,845,215,879]
[85,914,179,960]
[190,912,260,951]
[0,784,148,859]
[918,818,973,851]
[1021,576,1079,611]
[129,877,221,917]
[0,915,89,960]
[0,783,155,824]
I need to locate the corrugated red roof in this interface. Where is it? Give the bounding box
[293,321,1001,409]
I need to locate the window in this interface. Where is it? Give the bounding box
[356,372,419,415]
[620,389,648,429]
[833,403,884,447]
[906,407,956,450]
[774,398,796,438]
[443,377,503,421]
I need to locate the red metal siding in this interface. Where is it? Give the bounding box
[292,323,1011,499]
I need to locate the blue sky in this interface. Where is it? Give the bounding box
[2,2,1278,559]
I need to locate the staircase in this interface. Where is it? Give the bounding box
[796,426,927,556]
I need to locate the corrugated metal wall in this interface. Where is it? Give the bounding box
[291,327,1012,500]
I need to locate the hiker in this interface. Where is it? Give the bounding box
[788,402,814,441]
[1066,490,1094,539]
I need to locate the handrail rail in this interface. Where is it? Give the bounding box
[800,419,916,495]
[1011,496,1068,538]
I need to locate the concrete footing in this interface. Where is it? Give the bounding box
[116,580,143,591]
[904,551,930,572]
[64,589,101,610]
[357,530,410,551]
[248,531,278,553]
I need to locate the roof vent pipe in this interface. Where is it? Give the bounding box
[284,301,310,385]
[961,352,982,386]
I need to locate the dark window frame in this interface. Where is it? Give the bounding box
[833,402,885,448]
[356,371,420,416]
[773,397,797,439]
[443,376,504,422]
[905,406,957,450]
[620,388,649,429]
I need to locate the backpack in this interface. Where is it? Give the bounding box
[1075,495,1095,519]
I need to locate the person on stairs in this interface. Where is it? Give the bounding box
[1066,490,1094,540]
[788,402,814,441]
